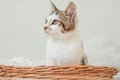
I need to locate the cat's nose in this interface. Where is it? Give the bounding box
[44,26,49,30]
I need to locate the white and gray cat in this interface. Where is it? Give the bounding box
[43,1,88,66]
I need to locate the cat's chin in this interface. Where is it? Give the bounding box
[45,32,56,37]
[44,31,49,34]
[46,33,62,39]
[45,30,60,35]
[44,30,51,34]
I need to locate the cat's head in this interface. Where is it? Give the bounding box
[43,1,77,37]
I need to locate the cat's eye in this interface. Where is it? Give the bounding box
[51,20,59,25]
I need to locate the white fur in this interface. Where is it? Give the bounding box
[45,14,87,66]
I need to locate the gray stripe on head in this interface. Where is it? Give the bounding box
[49,11,63,16]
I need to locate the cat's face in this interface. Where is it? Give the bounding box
[43,1,77,36]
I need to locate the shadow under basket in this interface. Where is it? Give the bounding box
[0,65,118,80]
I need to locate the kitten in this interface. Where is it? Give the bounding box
[43,1,88,66]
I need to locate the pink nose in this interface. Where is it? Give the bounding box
[44,26,49,30]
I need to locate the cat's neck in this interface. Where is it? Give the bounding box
[48,29,81,42]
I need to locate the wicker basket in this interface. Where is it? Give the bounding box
[0,65,118,80]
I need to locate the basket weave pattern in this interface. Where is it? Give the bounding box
[0,65,118,80]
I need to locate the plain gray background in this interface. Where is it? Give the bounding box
[0,0,120,60]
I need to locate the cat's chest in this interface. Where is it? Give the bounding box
[46,39,82,56]
[48,41,70,52]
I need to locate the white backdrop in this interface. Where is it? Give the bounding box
[0,0,120,60]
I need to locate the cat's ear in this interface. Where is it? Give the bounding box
[50,0,59,12]
[64,2,76,21]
